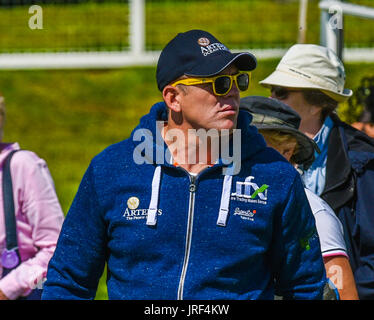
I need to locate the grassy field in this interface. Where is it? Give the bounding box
[1,0,374,53]
[1,60,373,299]
[0,2,129,52]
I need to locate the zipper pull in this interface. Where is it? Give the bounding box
[189,175,197,193]
[189,183,196,193]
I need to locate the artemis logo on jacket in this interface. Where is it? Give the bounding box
[123,207,163,221]
[123,197,163,221]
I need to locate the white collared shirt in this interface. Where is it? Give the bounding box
[305,188,347,258]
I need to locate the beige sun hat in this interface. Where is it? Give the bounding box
[260,44,353,102]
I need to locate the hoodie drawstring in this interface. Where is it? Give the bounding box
[146,165,162,226]
[216,175,233,227]
[146,166,233,227]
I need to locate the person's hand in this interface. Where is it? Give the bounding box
[0,289,10,300]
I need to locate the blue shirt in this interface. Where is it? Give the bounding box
[301,116,334,196]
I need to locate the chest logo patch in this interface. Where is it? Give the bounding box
[127,196,140,209]
[231,176,269,205]
[233,207,257,221]
[123,197,163,221]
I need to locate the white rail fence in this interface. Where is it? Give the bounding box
[0,0,373,70]
[319,0,374,60]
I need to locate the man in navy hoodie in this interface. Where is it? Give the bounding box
[42,30,326,300]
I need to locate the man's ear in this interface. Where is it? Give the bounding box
[163,85,183,113]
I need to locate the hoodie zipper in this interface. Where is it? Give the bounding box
[177,174,197,300]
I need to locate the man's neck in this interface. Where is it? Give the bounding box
[162,123,219,174]
[300,116,324,139]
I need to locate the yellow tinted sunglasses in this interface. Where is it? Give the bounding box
[171,72,251,96]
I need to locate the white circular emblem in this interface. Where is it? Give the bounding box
[197,37,210,46]
[127,197,140,210]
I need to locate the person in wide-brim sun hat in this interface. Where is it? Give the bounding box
[259,43,374,300]
[260,44,352,103]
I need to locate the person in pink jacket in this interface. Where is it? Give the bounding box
[0,96,64,300]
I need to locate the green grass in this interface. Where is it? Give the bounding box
[146,0,310,49]
[1,0,374,53]
[1,67,160,214]
[0,2,129,52]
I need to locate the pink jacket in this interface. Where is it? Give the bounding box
[0,143,64,299]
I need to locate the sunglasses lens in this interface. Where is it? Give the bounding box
[237,73,249,91]
[214,76,231,95]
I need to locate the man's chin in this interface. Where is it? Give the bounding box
[217,118,237,131]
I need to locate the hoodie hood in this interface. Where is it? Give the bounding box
[130,101,267,170]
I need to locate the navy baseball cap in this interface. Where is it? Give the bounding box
[156,30,257,91]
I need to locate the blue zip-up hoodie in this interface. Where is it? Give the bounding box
[43,102,326,300]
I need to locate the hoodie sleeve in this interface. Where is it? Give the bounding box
[42,163,107,300]
[272,174,326,300]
